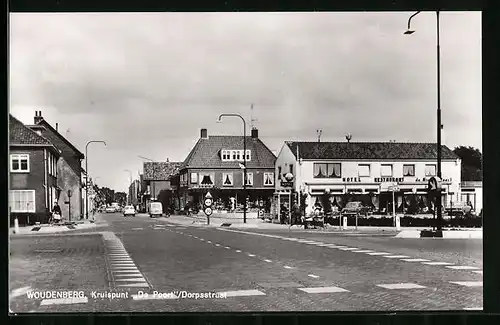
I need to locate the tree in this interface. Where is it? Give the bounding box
[114,192,127,206]
[99,187,115,205]
[453,146,482,181]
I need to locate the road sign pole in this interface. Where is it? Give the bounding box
[392,189,396,227]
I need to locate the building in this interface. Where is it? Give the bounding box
[176,128,276,212]
[27,111,85,221]
[141,161,182,213]
[128,179,141,206]
[459,181,482,213]
[9,115,61,225]
[274,141,461,216]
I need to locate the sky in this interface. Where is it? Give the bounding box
[9,12,481,193]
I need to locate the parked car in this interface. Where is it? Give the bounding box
[123,205,136,217]
[105,206,116,213]
[341,201,372,217]
[445,202,472,217]
[149,201,163,218]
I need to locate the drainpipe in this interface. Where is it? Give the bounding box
[43,149,48,222]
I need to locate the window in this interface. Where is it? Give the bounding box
[278,166,282,180]
[264,172,274,186]
[221,150,230,161]
[289,164,294,175]
[9,190,35,212]
[222,173,233,186]
[199,172,215,186]
[245,150,251,161]
[313,163,341,178]
[222,149,251,161]
[403,164,415,177]
[190,173,198,183]
[358,164,370,177]
[243,172,253,186]
[236,151,241,160]
[10,154,29,172]
[380,164,393,177]
[425,164,436,177]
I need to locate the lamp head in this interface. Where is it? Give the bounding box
[404,30,415,35]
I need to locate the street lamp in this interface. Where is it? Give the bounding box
[218,113,247,223]
[138,155,156,202]
[85,140,106,219]
[124,169,132,204]
[404,10,443,231]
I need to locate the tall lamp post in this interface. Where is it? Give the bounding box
[404,10,443,231]
[218,113,247,223]
[124,169,132,204]
[85,140,106,219]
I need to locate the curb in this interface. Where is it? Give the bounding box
[395,229,482,239]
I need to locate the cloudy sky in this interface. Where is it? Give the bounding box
[9,12,481,192]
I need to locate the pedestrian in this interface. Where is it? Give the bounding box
[52,202,62,224]
[292,202,300,226]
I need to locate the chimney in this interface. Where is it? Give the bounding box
[56,123,58,132]
[251,127,258,139]
[200,128,208,139]
[34,111,44,124]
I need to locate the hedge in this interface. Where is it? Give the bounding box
[324,216,482,228]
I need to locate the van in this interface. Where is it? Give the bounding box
[149,202,163,218]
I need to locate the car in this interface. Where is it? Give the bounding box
[149,201,163,218]
[445,202,473,217]
[105,206,116,213]
[341,201,372,217]
[123,205,136,217]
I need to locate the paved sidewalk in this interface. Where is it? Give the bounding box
[10,216,109,235]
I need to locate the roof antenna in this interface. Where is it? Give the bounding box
[346,133,352,143]
[317,129,322,143]
[250,103,258,129]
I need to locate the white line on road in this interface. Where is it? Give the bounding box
[131,228,144,230]
[401,258,430,262]
[114,273,143,277]
[225,246,231,249]
[450,281,483,287]
[339,247,360,251]
[263,259,272,263]
[298,286,348,293]
[422,262,454,266]
[383,255,410,258]
[353,250,374,253]
[377,283,426,290]
[284,266,294,269]
[200,238,205,241]
[235,250,241,253]
[115,278,149,282]
[40,297,88,306]
[247,254,256,257]
[308,274,320,279]
[117,283,150,288]
[367,252,391,256]
[223,290,266,297]
[10,286,31,299]
[215,244,221,247]
[446,266,480,270]
[207,241,212,243]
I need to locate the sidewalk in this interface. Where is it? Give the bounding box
[10,216,109,235]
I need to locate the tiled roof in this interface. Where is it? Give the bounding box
[9,115,53,146]
[285,142,459,160]
[31,119,84,158]
[180,135,277,169]
[143,162,183,180]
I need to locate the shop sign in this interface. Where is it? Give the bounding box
[374,177,404,183]
[280,181,294,187]
[342,177,361,182]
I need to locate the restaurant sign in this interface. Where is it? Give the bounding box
[343,177,453,183]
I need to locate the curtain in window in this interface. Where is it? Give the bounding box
[330,164,341,177]
[403,165,414,176]
[314,164,327,177]
[201,174,214,185]
[245,173,253,185]
[223,173,233,186]
[425,165,436,176]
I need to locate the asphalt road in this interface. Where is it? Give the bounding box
[9,212,483,313]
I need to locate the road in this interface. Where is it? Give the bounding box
[9,212,482,313]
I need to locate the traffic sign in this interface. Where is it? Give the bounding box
[204,198,213,207]
[204,207,213,216]
[428,177,442,191]
[205,192,213,199]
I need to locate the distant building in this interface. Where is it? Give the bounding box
[142,161,182,213]
[175,128,276,212]
[275,141,461,216]
[27,111,85,221]
[9,115,61,225]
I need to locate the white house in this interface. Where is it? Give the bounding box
[459,181,482,213]
[274,141,461,216]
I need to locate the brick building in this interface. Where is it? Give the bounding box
[27,111,85,221]
[9,115,61,225]
[141,161,182,213]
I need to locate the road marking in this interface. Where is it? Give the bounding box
[225,246,231,249]
[113,267,139,270]
[401,258,430,262]
[117,283,149,288]
[334,246,347,248]
[115,278,149,282]
[207,241,212,244]
[383,255,410,258]
[131,228,144,230]
[215,244,221,247]
[463,307,483,310]
[263,259,272,263]
[422,262,454,266]
[367,252,391,255]
[339,247,360,251]
[112,263,136,267]
[114,273,143,277]
[235,250,241,253]
[446,266,480,270]
[40,297,88,306]
[325,244,341,248]
[10,286,31,299]
[450,281,483,287]
[248,254,256,257]
[473,271,483,275]
[200,238,205,241]
[308,274,320,279]
[314,243,333,247]
[284,266,294,269]
[377,283,426,290]
[298,286,349,293]
[223,290,266,297]
[353,250,373,253]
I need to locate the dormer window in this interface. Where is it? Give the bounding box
[221,149,252,162]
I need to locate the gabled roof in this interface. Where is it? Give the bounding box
[29,119,84,158]
[180,135,277,169]
[285,142,459,160]
[143,162,183,180]
[9,115,59,155]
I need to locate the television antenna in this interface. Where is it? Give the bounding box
[346,133,352,143]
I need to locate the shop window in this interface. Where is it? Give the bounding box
[264,172,274,186]
[403,164,415,177]
[358,164,370,177]
[10,154,29,172]
[222,173,233,186]
[243,172,253,186]
[314,163,341,178]
[425,164,436,177]
[380,164,393,177]
[190,173,198,184]
[278,166,282,180]
[9,190,35,212]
